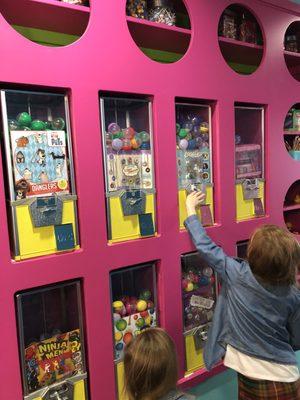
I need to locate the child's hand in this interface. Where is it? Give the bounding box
[186,191,206,216]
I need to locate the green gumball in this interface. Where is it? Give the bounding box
[116,319,127,331]
[135,318,145,328]
[112,131,123,140]
[31,120,46,131]
[45,121,52,130]
[16,112,32,127]
[178,128,188,139]
[140,290,152,301]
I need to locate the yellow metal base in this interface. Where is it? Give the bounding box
[185,333,205,374]
[236,182,265,221]
[14,200,78,260]
[116,362,128,400]
[31,379,86,400]
[108,193,156,243]
[179,187,214,229]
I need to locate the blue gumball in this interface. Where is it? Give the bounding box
[200,276,209,286]
[187,139,197,150]
[140,142,150,150]
[116,342,124,351]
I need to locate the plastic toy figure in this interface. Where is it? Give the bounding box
[15,178,30,199]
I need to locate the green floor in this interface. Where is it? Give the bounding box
[188,352,300,400]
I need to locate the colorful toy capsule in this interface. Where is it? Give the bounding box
[136,299,147,312]
[31,120,46,131]
[16,112,32,127]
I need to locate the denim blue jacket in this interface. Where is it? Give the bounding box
[184,215,300,370]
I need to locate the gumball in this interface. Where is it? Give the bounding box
[115,331,123,342]
[200,276,209,286]
[140,310,149,318]
[179,139,189,150]
[178,128,188,139]
[176,123,181,134]
[185,282,194,292]
[125,302,136,315]
[139,290,152,301]
[139,131,150,142]
[113,313,121,322]
[203,267,213,277]
[44,121,52,130]
[135,317,145,328]
[191,273,199,283]
[195,136,203,148]
[116,319,127,331]
[51,117,65,130]
[200,122,209,133]
[8,119,19,130]
[123,127,135,140]
[191,116,203,126]
[136,300,147,312]
[122,138,132,151]
[131,137,142,149]
[183,122,193,132]
[187,139,197,150]
[123,332,133,345]
[140,142,150,150]
[17,112,32,127]
[116,342,124,351]
[31,120,46,131]
[108,122,121,134]
[182,279,188,290]
[112,300,125,314]
[112,138,123,151]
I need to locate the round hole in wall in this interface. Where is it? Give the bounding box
[283,103,300,160]
[284,22,300,81]
[126,0,191,63]
[218,4,264,75]
[284,180,300,234]
[0,0,90,47]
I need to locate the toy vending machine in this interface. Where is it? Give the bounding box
[235,105,265,221]
[110,263,158,399]
[175,101,214,228]
[100,95,156,242]
[0,90,79,260]
[181,252,218,374]
[15,280,88,400]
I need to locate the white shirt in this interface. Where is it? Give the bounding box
[224,344,300,382]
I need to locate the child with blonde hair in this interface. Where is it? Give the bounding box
[185,191,300,399]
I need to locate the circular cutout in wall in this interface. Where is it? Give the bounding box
[284,180,300,234]
[284,22,300,81]
[218,4,264,75]
[0,0,90,47]
[126,0,191,63]
[284,103,300,160]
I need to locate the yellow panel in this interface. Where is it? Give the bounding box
[179,187,214,229]
[15,200,78,260]
[109,194,156,243]
[185,333,205,374]
[116,362,129,400]
[236,182,265,221]
[73,379,86,399]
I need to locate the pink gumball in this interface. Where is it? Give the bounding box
[179,139,189,150]
[123,127,135,140]
[182,279,188,289]
[112,138,123,151]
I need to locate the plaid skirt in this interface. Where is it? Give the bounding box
[238,373,299,400]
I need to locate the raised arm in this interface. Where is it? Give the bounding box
[288,306,300,351]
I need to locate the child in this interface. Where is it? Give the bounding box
[123,327,195,400]
[185,191,300,399]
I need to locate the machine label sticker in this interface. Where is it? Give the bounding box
[190,295,214,309]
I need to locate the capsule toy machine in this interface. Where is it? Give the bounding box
[99,95,156,242]
[175,101,214,228]
[15,280,88,400]
[0,89,79,260]
[181,252,218,374]
[235,104,265,221]
[110,262,158,399]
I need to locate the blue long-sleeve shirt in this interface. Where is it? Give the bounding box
[184,215,300,370]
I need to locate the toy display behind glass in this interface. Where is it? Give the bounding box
[16,282,85,396]
[181,252,217,350]
[110,263,157,362]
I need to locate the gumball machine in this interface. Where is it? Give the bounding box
[99,95,156,242]
[0,89,79,260]
[15,280,88,400]
[175,100,214,228]
[110,262,158,399]
[181,252,218,374]
[235,104,265,221]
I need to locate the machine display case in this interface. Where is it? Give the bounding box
[181,252,218,374]
[175,101,214,228]
[15,280,88,400]
[235,105,265,221]
[110,262,158,399]
[100,95,156,242]
[0,89,79,260]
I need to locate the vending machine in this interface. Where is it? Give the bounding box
[100,95,156,242]
[0,89,79,260]
[181,252,218,374]
[175,101,214,228]
[235,105,265,221]
[110,262,158,399]
[15,280,88,400]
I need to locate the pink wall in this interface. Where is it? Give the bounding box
[0,0,300,398]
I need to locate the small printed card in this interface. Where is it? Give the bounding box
[54,223,75,251]
[190,295,214,310]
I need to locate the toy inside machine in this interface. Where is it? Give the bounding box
[0,90,79,260]
[110,262,158,399]
[181,252,218,374]
[15,281,88,400]
[235,105,265,221]
[175,101,214,228]
[100,95,156,242]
